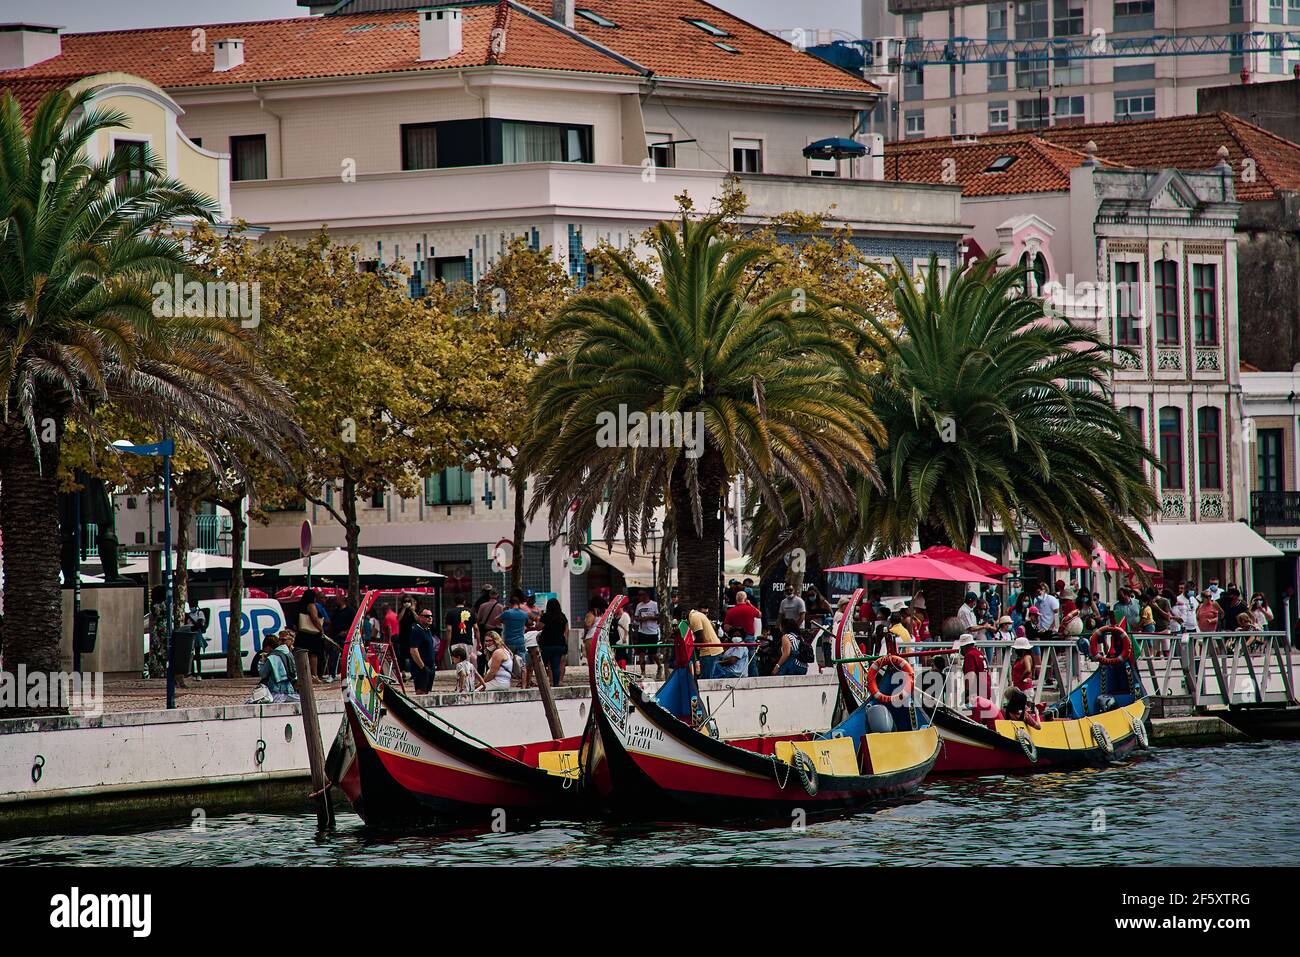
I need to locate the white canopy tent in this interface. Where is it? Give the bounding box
[1138,522,1283,562]
[116,551,276,575]
[273,548,444,581]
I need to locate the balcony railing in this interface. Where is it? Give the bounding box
[1251,490,1300,527]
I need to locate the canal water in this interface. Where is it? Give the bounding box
[3,740,1296,866]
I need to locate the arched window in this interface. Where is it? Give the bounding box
[1020,250,1049,296]
[1159,406,1184,490]
[1197,407,1222,490]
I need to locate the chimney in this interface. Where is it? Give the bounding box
[0,24,62,71]
[419,7,463,61]
[213,38,244,72]
[552,0,576,28]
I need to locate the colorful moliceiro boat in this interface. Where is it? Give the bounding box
[328,593,582,828]
[583,596,940,819]
[834,589,1151,774]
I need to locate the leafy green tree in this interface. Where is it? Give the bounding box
[0,88,295,711]
[519,214,882,616]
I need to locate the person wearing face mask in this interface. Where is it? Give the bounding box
[778,584,806,635]
[993,615,1016,643]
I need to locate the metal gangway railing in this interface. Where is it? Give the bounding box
[854,637,1089,709]
[1130,631,1298,708]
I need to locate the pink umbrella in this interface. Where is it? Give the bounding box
[825,555,1002,584]
[1028,550,1157,573]
[915,544,1011,577]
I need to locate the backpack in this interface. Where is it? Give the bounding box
[793,635,815,664]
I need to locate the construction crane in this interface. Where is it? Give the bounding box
[864,30,1300,68]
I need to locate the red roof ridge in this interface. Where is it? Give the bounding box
[487,0,511,65]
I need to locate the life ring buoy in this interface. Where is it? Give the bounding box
[1089,626,1130,665]
[1015,728,1038,763]
[1131,717,1150,750]
[1091,722,1114,755]
[791,750,819,796]
[866,654,915,706]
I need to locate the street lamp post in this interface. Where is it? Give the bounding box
[110,435,176,708]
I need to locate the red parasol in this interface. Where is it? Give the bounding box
[825,555,1001,584]
[914,544,1011,577]
[275,585,346,601]
[1028,550,1158,573]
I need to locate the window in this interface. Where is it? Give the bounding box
[112,139,147,192]
[230,134,267,181]
[1230,0,1244,23]
[985,154,1017,172]
[1054,95,1085,124]
[576,9,617,27]
[1020,250,1048,296]
[1124,406,1145,444]
[988,3,1008,41]
[1154,259,1179,344]
[401,123,438,171]
[1113,1,1154,32]
[903,13,922,37]
[1016,52,1049,88]
[989,102,1010,130]
[500,120,591,163]
[434,256,470,285]
[1193,262,1218,345]
[1114,260,1142,346]
[1053,0,1084,35]
[1259,429,1285,492]
[1016,98,1048,128]
[904,64,925,98]
[732,137,762,172]
[1015,1,1049,38]
[1159,406,1184,490]
[369,488,385,509]
[714,41,740,53]
[904,111,926,138]
[684,18,729,36]
[1054,53,1083,86]
[646,132,675,168]
[1197,407,1222,489]
[1114,89,1155,120]
[1113,61,1155,81]
[989,59,1008,91]
[425,467,473,506]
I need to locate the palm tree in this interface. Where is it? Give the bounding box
[752,256,1159,626]
[0,88,298,710]
[519,215,882,615]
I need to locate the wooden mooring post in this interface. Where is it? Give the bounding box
[525,636,564,740]
[293,649,334,831]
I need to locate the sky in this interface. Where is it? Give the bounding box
[1,0,864,35]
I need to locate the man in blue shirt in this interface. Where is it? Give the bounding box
[499,589,533,663]
[715,638,750,679]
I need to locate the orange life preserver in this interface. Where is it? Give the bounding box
[1089,626,1130,665]
[866,654,915,705]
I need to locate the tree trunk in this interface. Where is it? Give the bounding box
[657,501,675,636]
[225,495,246,677]
[510,473,526,595]
[174,493,192,630]
[669,447,725,618]
[0,419,67,716]
[919,519,967,640]
[342,475,361,606]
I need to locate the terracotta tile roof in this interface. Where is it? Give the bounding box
[1032,112,1300,202]
[886,113,1300,202]
[0,0,876,99]
[0,4,641,93]
[883,133,1121,196]
[0,72,89,122]
[546,0,877,93]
